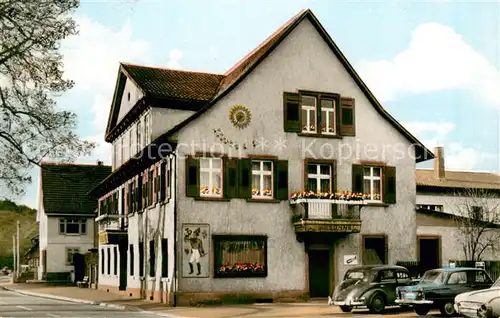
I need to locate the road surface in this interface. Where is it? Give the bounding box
[0,289,159,317]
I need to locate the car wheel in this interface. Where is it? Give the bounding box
[439,302,456,317]
[414,305,430,316]
[339,306,353,313]
[368,294,386,314]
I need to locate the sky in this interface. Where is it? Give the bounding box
[17,0,500,208]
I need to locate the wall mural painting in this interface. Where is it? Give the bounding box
[182,223,210,278]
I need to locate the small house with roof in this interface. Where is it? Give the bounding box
[36,161,111,281]
[415,146,500,271]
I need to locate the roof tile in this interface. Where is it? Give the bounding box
[416,169,500,190]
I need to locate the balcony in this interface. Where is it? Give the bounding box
[95,214,128,245]
[290,193,365,239]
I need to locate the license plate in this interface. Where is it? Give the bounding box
[405,292,416,299]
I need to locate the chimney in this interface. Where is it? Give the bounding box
[96,160,103,166]
[434,146,445,179]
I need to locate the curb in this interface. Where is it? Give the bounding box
[0,286,186,318]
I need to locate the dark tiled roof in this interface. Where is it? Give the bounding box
[121,63,224,101]
[416,169,500,190]
[41,162,111,215]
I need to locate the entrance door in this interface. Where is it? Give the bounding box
[308,249,330,298]
[119,244,128,291]
[418,237,440,273]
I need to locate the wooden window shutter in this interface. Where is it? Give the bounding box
[223,157,238,199]
[128,182,133,213]
[160,161,166,201]
[123,186,128,216]
[274,160,289,200]
[238,158,252,199]
[352,164,364,193]
[383,166,396,204]
[185,156,200,197]
[148,169,153,205]
[340,97,355,136]
[137,175,143,211]
[283,92,301,132]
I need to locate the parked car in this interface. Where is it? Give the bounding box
[455,276,500,317]
[395,267,493,316]
[477,295,500,318]
[328,265,412,314]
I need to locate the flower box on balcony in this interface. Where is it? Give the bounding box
[289,191,369,205]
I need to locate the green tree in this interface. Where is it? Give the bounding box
[0,0,94,196]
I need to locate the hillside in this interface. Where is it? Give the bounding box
[0,200,38,268]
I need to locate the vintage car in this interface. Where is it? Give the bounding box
[454,276,500,317]
[328,265,412,314]
[477,296,500,318]
[395,267,493,316]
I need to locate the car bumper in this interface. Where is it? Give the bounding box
[395,299,433,305]
[331,300,365,306]
[454,306,480,318]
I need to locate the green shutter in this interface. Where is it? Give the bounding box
[383,166,396,204]
[283,92,300,132]
[274,160,289,200]
[185,156,199,197]
[223,157,238,199]
[352,164,364,193]
[340,97,355,136]
[238,158,252,199]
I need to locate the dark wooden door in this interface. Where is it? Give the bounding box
[119,244,128,291]
[419,238,439,273]
[308,250,330,298]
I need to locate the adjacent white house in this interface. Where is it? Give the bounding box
[89,8,435,306]
[415,146,500,270]
[36,161,111,281]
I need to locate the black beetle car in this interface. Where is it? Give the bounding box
[395,267,493,316]
[328,265,412,314]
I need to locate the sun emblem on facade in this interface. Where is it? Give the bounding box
[228,104,252,129]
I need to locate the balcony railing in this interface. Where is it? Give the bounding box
[96,214,127,232]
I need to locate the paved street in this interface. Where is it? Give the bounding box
[0,289,158,317]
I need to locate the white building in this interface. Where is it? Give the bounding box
[90,8,435,306]
[415,146,500,270]
[36,161,111,282]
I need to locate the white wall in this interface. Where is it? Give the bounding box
[117,78,144,122]
[44,217,94,273]
[151,108,195,141]
[417,192,500,218]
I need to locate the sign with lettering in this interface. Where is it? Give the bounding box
[344,255,358,265]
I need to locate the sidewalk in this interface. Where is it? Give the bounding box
[0,283,345,318]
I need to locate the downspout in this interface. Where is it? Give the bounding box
[172,152,178,307]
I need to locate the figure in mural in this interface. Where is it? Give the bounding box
[184,227,206,275]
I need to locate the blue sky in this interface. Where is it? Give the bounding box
[18,0,500,208]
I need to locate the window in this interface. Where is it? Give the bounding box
[136,121,142,152]
[144,113,149,146]
[363,236,387,265]
[472,270,490,283]
[252,160,273,199]
[113,246,118,275]
[472,206,484,220]
[379,270,396,283]
[139,242,144,277]
[417,204,443,212]
[306,162,332,192]
[128,129,133,160]
[66,247,79,265]
[200,157,223,197]
[396,270,409,280]
[320,99,336,134]
[363,166,382,201]
[213,236,267,278]
[161,239,168,278]
[447,271,468,285]
[107,247,111,275]
[284,91,355,136]
[101,249,105,274]
[129,244,134,276]
[59,219,86,235]
[118,137,123,166]
[301,95,317,133]
[113,143,118,169]
[149,240,155,277]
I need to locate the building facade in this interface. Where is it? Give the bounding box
[416,146,500,271]
[36,162,111,281]
[90,9,434,305]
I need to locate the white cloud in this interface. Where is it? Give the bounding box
[62,17,150,92]
[79,134,112,166]
[358,22,500,107]
[167,48,183,69]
